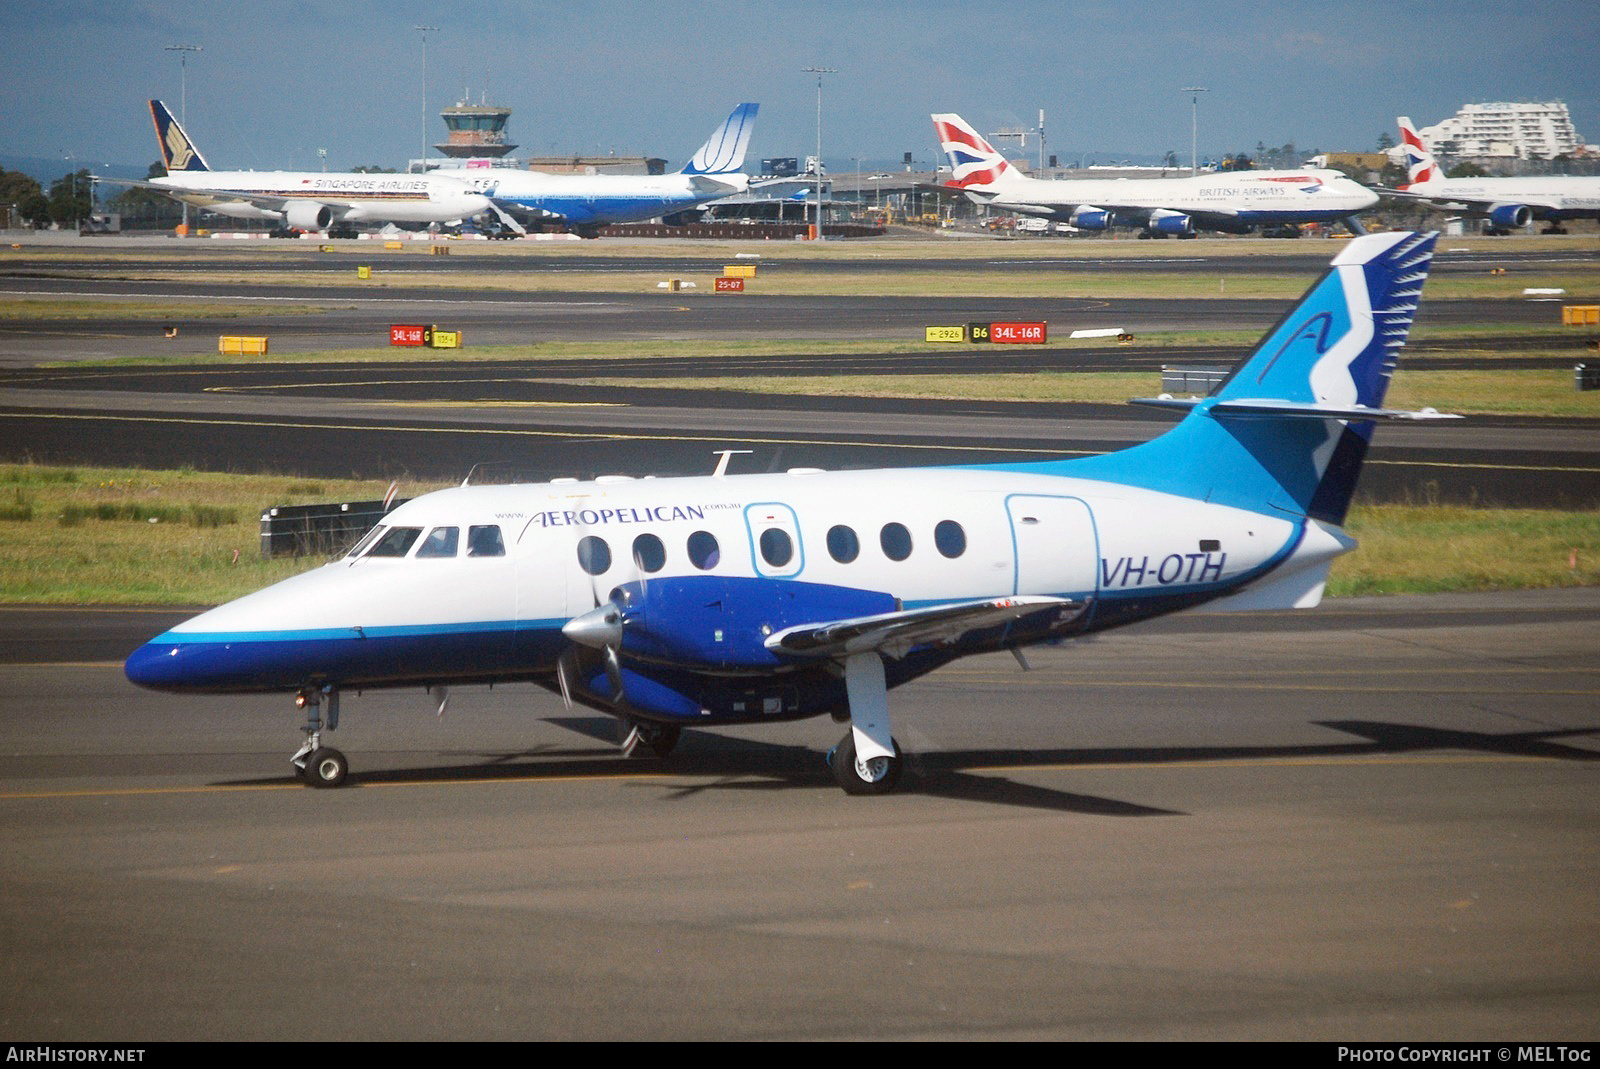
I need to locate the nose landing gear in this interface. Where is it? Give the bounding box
[290,686,349,788]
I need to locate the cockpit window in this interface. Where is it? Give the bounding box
[467,525,505,557]
[367,526,422,558]
[416,526,459,558]
[346,525,387,559]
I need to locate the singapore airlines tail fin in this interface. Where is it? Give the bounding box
[931,113,1027,193]
[1396,116,1439,188]
[681,103,759,175]
[149,99,210,173]
[1077,231,1451,526]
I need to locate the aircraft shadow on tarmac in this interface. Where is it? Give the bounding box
[209,716,1599,814]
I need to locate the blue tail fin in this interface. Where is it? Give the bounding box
[1064,231,1442,525]
[149,100,209,173]
[681,103,758,175]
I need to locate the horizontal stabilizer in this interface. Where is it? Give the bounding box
[1131,397,1462,421]
[766,595,1081,661]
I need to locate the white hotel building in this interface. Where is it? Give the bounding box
[1415,101,1591,160]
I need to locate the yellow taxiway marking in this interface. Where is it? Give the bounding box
[4,413,1594,472]
[351,401,628,409]
[0,411,1072,455]
[0,753,1568,802]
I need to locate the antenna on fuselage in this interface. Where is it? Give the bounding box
[711,449,753,477]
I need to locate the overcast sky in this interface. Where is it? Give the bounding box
[4,0,1597,175]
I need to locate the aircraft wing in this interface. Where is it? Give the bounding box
[765,595,1082,661]
[686,174,749,197]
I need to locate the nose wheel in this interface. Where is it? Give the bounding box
[300,746,349,788]
[290,686,350,788]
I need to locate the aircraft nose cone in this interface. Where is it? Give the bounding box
[562,605,623,649]
[124,640,187,690]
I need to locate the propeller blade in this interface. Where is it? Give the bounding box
[555,649,574,710]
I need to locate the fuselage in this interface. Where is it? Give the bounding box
[987,168,1377,224]
[1402,175,1600,219]
[444,169,749,226]
[152,170,493,224]
[124,463,1340,710]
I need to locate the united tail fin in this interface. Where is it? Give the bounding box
[931,113,1024,192]
[1072,232,1447,525]
[149,100,210,173]
[1397,116,1437,188]
[681,103,758,175]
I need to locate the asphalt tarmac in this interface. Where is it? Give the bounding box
[2,592,1596,1040]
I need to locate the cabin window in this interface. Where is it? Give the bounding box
[759,528,794,568]
[880,522,912,562]
[826,524,860,564]
[632,533,666,573]
[576,535,611,576]
[346,525,387,559]
[934,520,967,559]
[416,526,459,558]
[367,526,422,558]
[467,525,505,557]
[687,530,720,570]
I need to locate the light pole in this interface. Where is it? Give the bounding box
[1182,87,1207,176]
[166,44,201,232]
[415,25,439,172]
[802,66,836,240]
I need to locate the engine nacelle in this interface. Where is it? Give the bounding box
[1069,206,1111,230]
[283,201,334,231]
[1145,209,1194,236]
[606,576,897,671]
[1487,203,1531,229]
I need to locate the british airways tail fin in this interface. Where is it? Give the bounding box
[1397,116,1437,188]
[681,103,758,175]
[931,113,1024,192]
[1072,231,1448,526]
[149,100,210,173]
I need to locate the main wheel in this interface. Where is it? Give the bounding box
[828,732,902,795]
[304,747,348,788]
[620,719,681,759]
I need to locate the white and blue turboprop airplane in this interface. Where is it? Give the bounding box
[126,231,1453,793]
[438,103,758,237]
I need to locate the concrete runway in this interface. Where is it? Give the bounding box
[1,592,1597,1040]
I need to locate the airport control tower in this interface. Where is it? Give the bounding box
[435,99,518,158]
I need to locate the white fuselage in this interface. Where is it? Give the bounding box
[1402,175,1600,218]
[153,170,492,224]
[984,168,1377,225]
[158,465,1331,671]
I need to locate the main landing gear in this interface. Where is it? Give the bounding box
[827,652,904,795]
[290,686,348,788]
